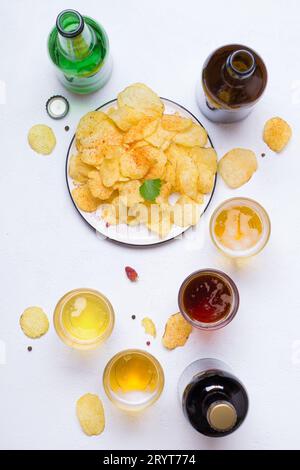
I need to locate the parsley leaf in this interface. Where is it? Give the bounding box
[139,179,162,202]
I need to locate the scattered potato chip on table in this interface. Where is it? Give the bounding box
[142,317,157,338]
[20,307,49,338]
[218,148,257,189]
[263,117,292,152]
[162,313,193,350]
[28,124,56,155]
[76,393,105,436]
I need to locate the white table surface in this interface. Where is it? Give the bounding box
[1,0,300,451]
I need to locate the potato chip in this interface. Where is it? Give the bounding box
[189,147,217,173]
[99,157,120,188]
[88,171,114,200]
[147,203,173,238]
[162,312,192,350]
[198,168,215,194]
[176,155,199,200]
[28,124,56,155]
[76,111,122,151]
[141,317,157,337]
[118,83,164,117]
[107,105,144,131]
[190,147,217,194]
[76,393,105,436]
[161,113,192,132]
[173,122,207,147]
[123,117,159,144]
[76,111,107,149]
[145,121,175,149]
[145,148,167,179]
[165,145,188,192]
[163,160,177,188]
[263,117,292,152]
[20,307,49,338]
[101,145,127,160]
[218,148,257,189]
[130,140,149,150]
[72,183,100,211]
[138,144,165,164]
[173,195,202,227]
[127,203,149,225]
[102,196,128,224]
[69,155,94,183]
[80,147,105,167]
[194,193,204,204]
[156,182,172,204]
[101,203,118,225]
[118,180,143,207]
[165,143,190,162]
[120,147,151,179]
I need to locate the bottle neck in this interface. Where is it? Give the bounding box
[56,10,93,59]
[224,49,256,83]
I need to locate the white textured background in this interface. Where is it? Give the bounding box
[1,0,300,450]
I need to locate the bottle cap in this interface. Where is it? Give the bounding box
[46,95,69,119]
[207,401,237,432]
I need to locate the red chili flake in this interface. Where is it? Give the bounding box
[105,222,110,228]
[146,341,151,346]
[125,266,138,282]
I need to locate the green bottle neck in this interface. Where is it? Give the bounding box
[56,10,94,59]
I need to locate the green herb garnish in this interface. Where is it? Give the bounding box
[139,179,162,202]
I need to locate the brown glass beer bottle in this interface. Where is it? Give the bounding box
[197,44,267,123]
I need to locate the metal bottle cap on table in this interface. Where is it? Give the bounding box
[207,401,237,432]
[46,95,70,119]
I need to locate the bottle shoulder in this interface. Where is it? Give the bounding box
[202,45,267,108]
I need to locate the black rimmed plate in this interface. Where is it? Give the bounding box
[66,98,217,246]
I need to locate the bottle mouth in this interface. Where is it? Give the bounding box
[56,9,84,38]
[228,49,256,77]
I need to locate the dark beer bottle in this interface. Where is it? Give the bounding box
[178,359,249,437]
[197,44,267,123]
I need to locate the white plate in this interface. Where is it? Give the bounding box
[66,98,216,246]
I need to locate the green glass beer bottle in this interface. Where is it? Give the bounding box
[48,10,112,94]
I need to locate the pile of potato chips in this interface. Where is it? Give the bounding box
[69,83,217,238]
